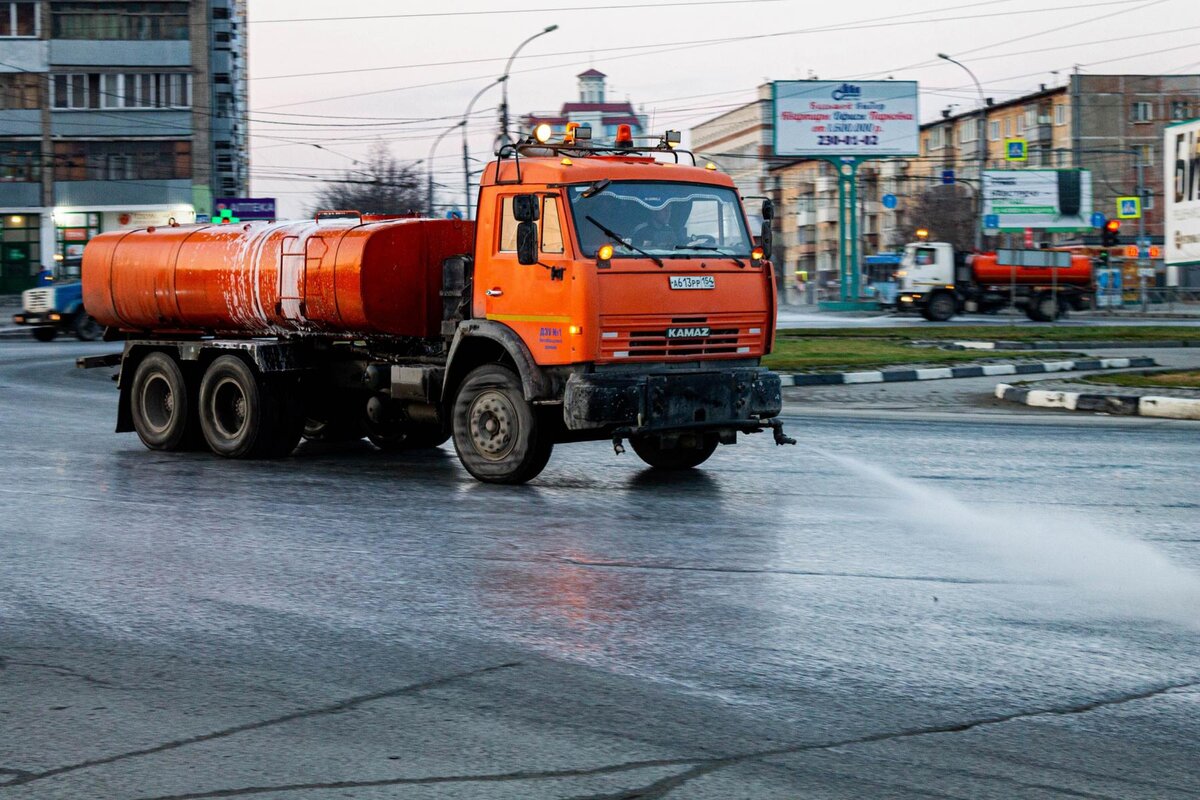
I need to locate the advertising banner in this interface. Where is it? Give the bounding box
[1166,118,1200,266]
[772,81,919,157]
[214,197,277,221]
[981,170,1093,231]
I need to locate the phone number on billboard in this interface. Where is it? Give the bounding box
[816,135,880,147]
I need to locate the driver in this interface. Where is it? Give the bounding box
[632,206,676,249]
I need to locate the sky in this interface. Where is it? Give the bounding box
[245,0,1200,218]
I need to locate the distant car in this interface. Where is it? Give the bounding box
[12,280,103,341]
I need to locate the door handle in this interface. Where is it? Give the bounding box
[486,288,503,297]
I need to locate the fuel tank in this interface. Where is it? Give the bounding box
[82,217,474,337]
[971,252,1092,286]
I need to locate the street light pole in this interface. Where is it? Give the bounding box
[462,76,505,220]
[497,24,558,151]
[938,53,986,252]
[427,119,464,217]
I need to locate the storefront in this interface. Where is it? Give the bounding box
[0,213,41,294]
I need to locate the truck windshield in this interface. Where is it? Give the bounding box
[567,181,752,260]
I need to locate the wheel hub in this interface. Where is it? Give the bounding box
[212,378,248,439]
[469,391,517,460]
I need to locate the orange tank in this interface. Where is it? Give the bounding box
[83,217,474,337]
[971,252,1093,286]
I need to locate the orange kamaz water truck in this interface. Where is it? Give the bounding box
[80,125,793,484]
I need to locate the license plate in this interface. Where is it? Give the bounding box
[669,275,715,290]
[667,326,710,339]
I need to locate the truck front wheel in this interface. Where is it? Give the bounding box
[73,313,103,341]
[452,364,552,484]
[130,351,195,451]
[199,355,302,459]
[631,433,719,470]
[31,327,56,342]
[922,292,956,322]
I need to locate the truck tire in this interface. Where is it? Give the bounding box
[72,313,104,341]
[630,433,719,470]
[1028,293,1058,322]
[199,355,302,459]
[452,364,552,484]
[32,327,57,342]
[130,352,195,451]
[924,292,956,322]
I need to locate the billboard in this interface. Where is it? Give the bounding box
[1166,118,1200,266]
[772,81,918,157]
[982,170,1093,231]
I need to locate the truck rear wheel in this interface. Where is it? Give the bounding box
[130,351,196,451]
[73,313,104,341]
[452,364,552,484]
[631,433,719,470]
[1027,293,1059,322]
[199,355,302,459]
[32,327,57,342]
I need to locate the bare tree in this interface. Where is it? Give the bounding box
[898,184,977,251]
[310,142,423,216]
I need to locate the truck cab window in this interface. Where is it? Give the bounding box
[498,196,518,252]
[541,196,564,254]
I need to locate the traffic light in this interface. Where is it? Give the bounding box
[1097,249,1109,267]
[1101,219,1121,247]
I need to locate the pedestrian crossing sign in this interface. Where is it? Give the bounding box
[1004,138,1027,161]
[1116,196,1141,219]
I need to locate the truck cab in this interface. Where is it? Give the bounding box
[894,242,960,321]
[12,260,103,341]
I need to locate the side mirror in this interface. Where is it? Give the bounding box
[760,221,773,260]
[516,221,538,265]
[761,198,774,221]
[512,194,539,222]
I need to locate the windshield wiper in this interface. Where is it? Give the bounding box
[674,244,745,268]
[585,215,664,267]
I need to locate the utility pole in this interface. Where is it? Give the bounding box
[1136,150,1147,312]
[938,53,986,252]
[427,120,464,217]
[461,77,505,220]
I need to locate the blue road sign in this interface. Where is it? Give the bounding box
[1136,236,1151,247]
[882,193,897,209]
[941,169,955,185]
[1116,196,1141,219]
[1005,138,1028,161]
[1091,212,1106,229]
[984,213,999,229]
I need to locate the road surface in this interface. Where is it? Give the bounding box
[778,307,1200,329]
[1,340,1197,799]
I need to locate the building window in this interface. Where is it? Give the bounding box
[0,72,40,109]
[52,72,191,109]
[929,127,944,150]
[53,140,191,181]
[0,2,37,36]
[1135,143,1154,167]
[1024,109,1036,129]
[0,141,39,182]
[1131,101,1153,123]
[212,6,229,19]
[989,120,1000,141]
[1054,104,1067,126]
[1170,100,1190,121]
[1016,115,1024,135]
[51,2,188,40]
[959,123,975,144]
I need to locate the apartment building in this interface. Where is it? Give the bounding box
[0,0,248,293]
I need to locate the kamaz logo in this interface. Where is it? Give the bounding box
[831,83,861,101]
[666,326,709,339]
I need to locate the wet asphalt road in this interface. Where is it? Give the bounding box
[1,340,1199,799]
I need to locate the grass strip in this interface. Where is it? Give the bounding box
[776,325,1200,343]
[1079,370,1200,389]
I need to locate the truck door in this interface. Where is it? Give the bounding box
[483,193,574,364]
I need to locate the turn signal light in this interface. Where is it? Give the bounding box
[751,246,764,262]
[597,243,614,261]
[615,124,633,148]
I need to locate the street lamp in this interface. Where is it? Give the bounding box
[462,76,505,220]
[497,24,559,151]
[938,52,986,251]
[428,119,464,217]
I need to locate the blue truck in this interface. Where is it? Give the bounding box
[11,266,103,341]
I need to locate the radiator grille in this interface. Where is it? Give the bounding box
[599,312,766,361]
[23,288,53,313]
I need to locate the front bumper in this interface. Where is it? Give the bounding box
[563,367,783,432]
[895,293,924,311]
[12,312,62,327]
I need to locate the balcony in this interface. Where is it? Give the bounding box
[794,209,815,227]
[1033,124,1053,143]
[816,206,838,224]
[815,177,835,193]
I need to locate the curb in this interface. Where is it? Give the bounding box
[0,327,32,340]
[995,383,1200,419]
[928,339,1200,351]
[780,357,1156,387]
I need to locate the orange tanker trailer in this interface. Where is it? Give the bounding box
[79,127,793,484]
